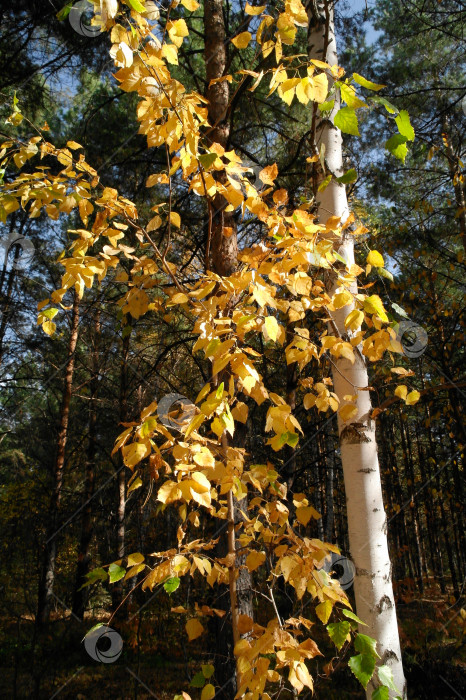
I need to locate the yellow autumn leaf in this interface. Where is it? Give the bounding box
[66,140,83,150]
[406,390,420,405]
[170,211,181,228]
[232,31,252,49]
[231,401,249,423]
[237,614,254,635]
[310,72,329,103]
[363,294,388,322]
[367,250,384,267]
[181,0,199,9]
[296,506,320,526]
[245,550,266,572]
[395,385,408,400]
[201,685,215,700]
[157,480,182,504]
[42,320,56,336]
[315,600,333,624]
[125,288,149,319]
[259,162,278,185]
[127,552,145,566]
[127,477,142,493]
[264,315,279,341]
[124,563,145,580]
[245,2,266,14]
[344,309,364,332]
[168,18,189,48]
[186,618,204,641]
[122,442,150,468]
[171,292,189,304]
[57,148,73,167]
[162,43,178,65]
[339,404,358,422]
[333,290,353,309]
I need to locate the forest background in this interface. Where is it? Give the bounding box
[0,0,464,698]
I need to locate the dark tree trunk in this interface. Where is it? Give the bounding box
[72,309,101,619]
[111,323,130,619]
[36,291,80,627]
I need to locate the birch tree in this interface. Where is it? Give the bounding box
[2,1,419,696]
[307,2,406,696]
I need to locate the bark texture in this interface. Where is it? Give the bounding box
[204,0,237,275]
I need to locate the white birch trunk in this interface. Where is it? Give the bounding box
[307,5,407,698]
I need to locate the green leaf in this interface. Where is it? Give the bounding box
[164,576,180,594]
[57,3,73,20]
[199,152,218,170]
[126,0,147,12]
[352,73,386,91]
[355,633,379,658]
[216,382,224,399]
[285,431,299,448]
[342,609,367,626]
[385,134,408,163]
[327,621,351,650]
[391,303,409,319]
[202,664,215,679]
[395,110,415,141]
[377,267,394,281]
[349,653,376,689]
[140,418,157,437]
[336,168,357,184]
[370,96,398,114]
[318,174,332,192]
[190,671,206,688]
[319,99,334,112]
[334,107,359,136]
[79,567,108,589]
[108,562,126,583]
[42,307,59,320]
[378,664,397,691]
[372,687,389,700]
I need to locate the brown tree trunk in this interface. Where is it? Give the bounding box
[204,2,251,691]
[204,0,237,276]
[36,291,80,627]
[72,309,101,619]
[111,323,130,619]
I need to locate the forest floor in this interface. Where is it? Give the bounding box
[0,594,464,699]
